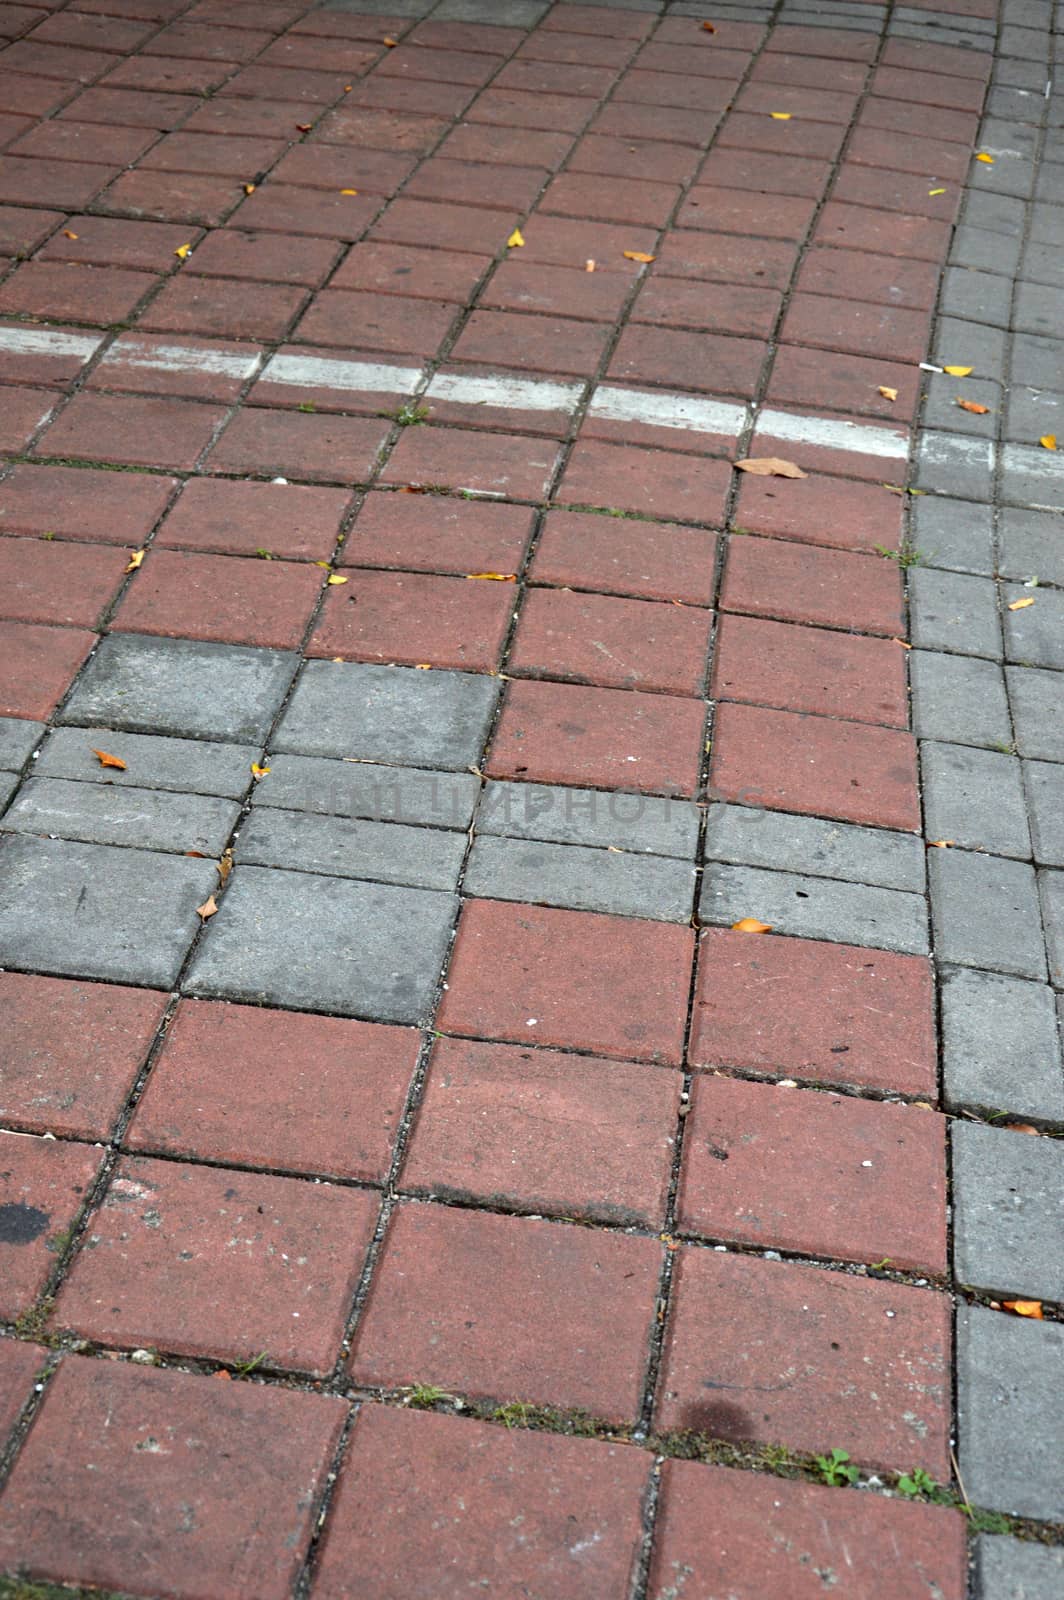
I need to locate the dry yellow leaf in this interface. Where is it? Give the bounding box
[732,917,772,934]
[216,849,233,886]
[196,895,218,920]
[1040,434,1057,450]
[326,573,348,585]
[414,663,432,669]
[1008,597,1035,610]
[174,243,191,259]
[340,188,358,195]
[63,229,79,239]
[891,637,913,649]
[585,259,596,272]
[383,35,398,46]
[243,183,255,195]
[92,748,127,771]
[957,398,990,414]
[466,572,517,581]
[313,560,331,568]
[125,549,144,572]
[507,228,525,248]
[250,763,270,780]
[770,112,791,120]
[734,456,807,479]
[943,365,972,376]
[976,152,994,163]
[928,839,954,848]
[878,386,898,401]
[928,188,946,196]
[623,249,655,262]
[1003,1300,1043,1319]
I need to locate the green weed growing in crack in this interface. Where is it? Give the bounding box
[814,1448,860,1487]
[896,1467,943,1501]
[402,1383,452,1409]
[384,402,430,428]
[874,541,925,569]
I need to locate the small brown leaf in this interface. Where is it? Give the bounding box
[216,849,233,887]
[702,20,716,30]
[383,35,398,46]
[196,895,218,920]
[466,571,517,581]
[1004,1122,1041,1135]
[623,249,655,262]
[125,549,144,572]
[878,386,898,401]
[63,229,79,239]
[957,398,990,414]
[891,637,913,649]
[1002,1299,1043,1319]
[296,123,312,132]
[732,917,772,933]
[185,850,206,858]
[92,748,127,771]
[734,456,807,479]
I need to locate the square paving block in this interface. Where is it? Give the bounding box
[59,634,299,744]
[0,835,217,988]
[957,1305,1064,1523]
[953,1120,1064,1303]
[184,864,456,1023]
[0,1131,105,1320]
[272,659,499,769]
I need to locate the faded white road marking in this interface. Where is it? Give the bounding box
[758,408,910,460]
[590,385,747,436]
[427,370,583,411]
[0,325,103,360]
[260,352,423,394]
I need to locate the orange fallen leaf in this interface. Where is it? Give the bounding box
[1004,1123,1041,1135]
[623,249,655,262]
[507,228,525,248]
[976,152,994,163]
[957,398,990,414]
[928,839,954,848]
[702,20,716,31]
[414,663,432,669]
[174,243,191,260]
[1040,434,1057,450]
[343,84,352,92]
[732,917,772,933]
[943,365,972,377]
[196,895,218,920]
[734,456,807,479]
[326,573,348,585]
[250,763,270,780]
[1008,597,1035,610]
[63,229,79,239]
[891,637,913,649]
[340,188,358,195]
[92,748,127,771]
[212,1369,233,1380]
[383,35,398,46]
[466,572,517,581]
[125,549,144,572]
[1003,1300,1043,1319]
[243,183,255,195]
[878,386,898,401]
[296,122,312,132]
[585,259,595,272]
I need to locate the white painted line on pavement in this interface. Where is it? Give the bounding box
[758,408,910,460]
[0,325,103,360]
[260,352,424,393]
[590,385,748,436]
[426,371,584,411]
[100,338,263,380]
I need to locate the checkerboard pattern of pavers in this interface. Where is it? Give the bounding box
[0,0,1062,1596]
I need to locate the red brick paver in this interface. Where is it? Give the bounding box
[0,1132,103,1319]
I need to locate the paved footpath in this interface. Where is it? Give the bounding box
[0,0,1062,1593]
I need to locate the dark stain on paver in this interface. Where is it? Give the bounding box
[0,1200,51,1244]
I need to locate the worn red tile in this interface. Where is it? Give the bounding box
[186,228,341,287]
[712,613,909,729]
[733,469,905,556]
[138,130,287,179]
[495,56,618,100]
[568,131,700,184]
[719,110,845,161]
[710,700,920,831]
[382,428,560,501]
[57,1156,378,1374]
[0,535,126,628]
[614,69,734,113]
[768,27,879,62]
[403,1035,680,1227]
[608,324,766,399]
[0,153,116,208]
[100,53,238,96]
[736,82,860,122]
[350,1201,661,1419]
[833,164,961,222]
[0,1131,103,1318]
[814,200,952,262]
[0,972,165,1139]
[518,214,660,271]
[0,1358,346,1600]
[438,121,573,169]
[114,548,322,650]
[655,229,799,289]
[270,144,416,197]
[127,999,416,1183]
[181,94,323,139]
[293,288,457,357]
[795,245,940,312]
[488,678,705,798]
[633,43,750,81]
[2,39,115,82]
[0,202,64,255]
[250,342,418,416]
[0,1338,45,1451]
[38,212,198,269]
[510,587,712,697]
[846,127,971,185]
[531,510,716,606]
[342,491,532,577]
[10,117,155,165]
[450,308,609,380]
[881,36,990,80]
[345,73,475,120]
[88,332,259,403]
[766,343,920,422]
[690,927,937,1097]
[542,3,655,38]
[404,153,547,212]
[36,392,226,469]
[137,274,308,341]
[312,105,448,153]
[677,1076,947,1274]
[480,257,632,323]
[95,169,243,226]
[657,1250,951,1476]
[0,385,59,453]
[0,259,158,323]
[370,195,518,255]
[228,183,378,241]
[405,19,523,53]
[0,621,94,718]
[143,20,272,62]
[467,88,597,135]
[256,36,376,77]
[420,362,577,438]
[592,99,721,146]
[440,897,694,1065]
[630,273,780,336]
[649,1461,968,1600]
[0,468,170,554]
[697,146,832,200]
[330,241,489,304]
[58,86,197,130]
[540,169,680,228]
[860,95,979,146]
[206,408,389,484]
[218,65,356,105]
[157,477,347,561]
[678,184,816,242]
[781,292,930,364]
[309,567,513,672]
[316,1405,649,1600]
[557,441,731,524]
[721,537,904,636]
